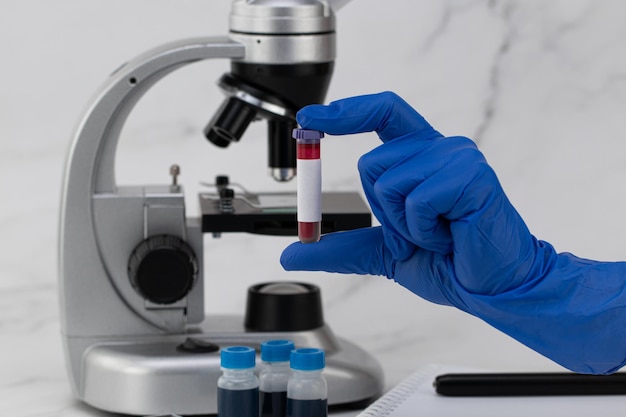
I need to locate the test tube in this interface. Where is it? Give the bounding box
[292,128,325,244]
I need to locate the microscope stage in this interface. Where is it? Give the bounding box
[200,191,371,235]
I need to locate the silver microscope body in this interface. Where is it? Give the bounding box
[59,1,383,415]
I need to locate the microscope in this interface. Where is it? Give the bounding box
[58,1,383,415]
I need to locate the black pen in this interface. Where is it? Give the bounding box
[434,372,626,396]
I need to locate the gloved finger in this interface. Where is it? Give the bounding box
[357,137,434,259]
[368,137,480,253]
[296,91,443,143]
[402,168,459,253]
[280,227,391,276]
[400,148,482,250]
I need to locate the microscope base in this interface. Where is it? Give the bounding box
[75,317,383,416]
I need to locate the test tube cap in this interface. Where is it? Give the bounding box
[290,348,325,371]
[292,128,325,140]
[261,340,296,362]
[221,346,256,369]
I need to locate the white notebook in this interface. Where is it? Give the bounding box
[357,364,626,417]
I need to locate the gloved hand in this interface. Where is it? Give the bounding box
[281,91,626,374]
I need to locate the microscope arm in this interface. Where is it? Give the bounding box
[65,37,244,197]
[59,37,244,339]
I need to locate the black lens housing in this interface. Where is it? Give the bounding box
[244,281,324,331]
[204,62,334,171]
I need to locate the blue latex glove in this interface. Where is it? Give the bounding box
[281,91,626,374]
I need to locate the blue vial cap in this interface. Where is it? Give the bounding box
[261,340,295,362]
[290,348,325,371]
[292,128,325,140]
[220,346,256,369]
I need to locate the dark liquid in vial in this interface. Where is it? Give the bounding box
[260,390,287,417]
[218,387,259,417]
[286,398,328,417]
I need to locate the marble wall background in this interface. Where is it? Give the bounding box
[2,1,626,415]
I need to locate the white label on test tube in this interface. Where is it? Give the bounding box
[296,159,322,223]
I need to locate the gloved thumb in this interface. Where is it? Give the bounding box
[281,227,462,309]
[280,227,389,276]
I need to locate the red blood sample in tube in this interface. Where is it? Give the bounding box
[293,129,325,243]
[298,221,320,244]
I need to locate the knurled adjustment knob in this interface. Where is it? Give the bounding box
[128,235,198,305]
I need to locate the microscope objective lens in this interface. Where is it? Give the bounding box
[293,129,325,244]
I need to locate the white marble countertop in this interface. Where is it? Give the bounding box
[3,1,626,416]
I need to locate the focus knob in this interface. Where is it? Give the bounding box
[128,235,198,304]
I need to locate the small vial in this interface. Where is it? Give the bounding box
[260,340,296,417]
[286,348,327,417]
[217,346,259,417]
[292,128,325,243]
